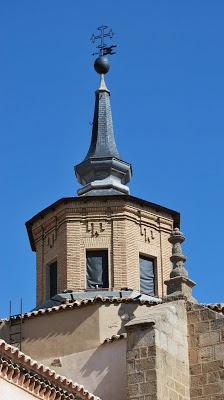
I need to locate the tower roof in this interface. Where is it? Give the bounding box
[74,27,132,197]
[84,75,120,160]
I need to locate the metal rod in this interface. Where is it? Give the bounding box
[20,298,22,351]
[9,300,11,319]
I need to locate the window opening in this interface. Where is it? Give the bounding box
[86,250,109,289]
[49,261,57,298]
[139,255,155,295]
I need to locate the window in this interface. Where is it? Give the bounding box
[49,261,58,298]
[86,250,109,289]
[139,255,155,295]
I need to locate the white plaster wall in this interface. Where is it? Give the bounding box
[0,378,37,399]
[11,303,151,361]
[42,339,127,400]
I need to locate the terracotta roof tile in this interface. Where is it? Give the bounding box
[205,303,224,315]
[0,339,100,400]
[8,296,157,321]
[103,333,127,343]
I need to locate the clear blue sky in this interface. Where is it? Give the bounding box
[0,1,223,317]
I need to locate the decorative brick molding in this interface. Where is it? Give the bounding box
[86,221,107,237]
[0,339,100,400]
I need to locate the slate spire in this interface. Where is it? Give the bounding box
[75,44,132,196]
[84,74,120,160]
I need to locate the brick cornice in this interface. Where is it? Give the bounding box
[30,205,174,250]
[26,195,180,251]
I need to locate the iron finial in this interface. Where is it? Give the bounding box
[91,25,117,75]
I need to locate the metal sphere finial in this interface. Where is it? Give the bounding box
[94,56,110,75]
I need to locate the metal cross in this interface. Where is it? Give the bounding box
[91,25,117,56]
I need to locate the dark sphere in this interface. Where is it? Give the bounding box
[94,56,110,74]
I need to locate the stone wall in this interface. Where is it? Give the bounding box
[187,303,224,399]
[28,197,175,305]
[126,301,190,400]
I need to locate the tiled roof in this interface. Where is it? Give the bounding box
[103,333,127,343]
[206,303,224,315]
[9,296,158,322]
[0,339,100,400]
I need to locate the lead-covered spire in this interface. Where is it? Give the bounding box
[84,74,119,160]
[75,26,132,196]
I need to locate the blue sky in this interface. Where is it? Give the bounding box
[0,1,223,317]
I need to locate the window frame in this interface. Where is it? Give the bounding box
[46,259,58,300]
[139,253,158,296]
[85,249,109,290]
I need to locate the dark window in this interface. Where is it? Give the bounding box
[86,250,109,289]
[49,261,57,298]
[139,255,155,295]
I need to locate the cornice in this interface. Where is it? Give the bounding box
[26,195,180,251]
[30,206,174,250]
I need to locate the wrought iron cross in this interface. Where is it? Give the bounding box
[90,25,117,56]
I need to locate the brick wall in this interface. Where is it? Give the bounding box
[126,301,190,400]
[187,303,224,399]
[30,197,174,305]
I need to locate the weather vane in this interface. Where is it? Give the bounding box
[90,25,117,76]
[91,25,117,57]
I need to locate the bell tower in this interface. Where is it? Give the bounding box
[26,26,180,309]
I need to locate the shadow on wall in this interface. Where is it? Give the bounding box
[80,340,127,400]
[117,302,139,334]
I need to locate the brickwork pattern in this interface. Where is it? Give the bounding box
[187,303,224,399]
[35,221,67,305]
[30,198,174,305]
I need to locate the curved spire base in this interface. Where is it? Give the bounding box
[75,156,132,196]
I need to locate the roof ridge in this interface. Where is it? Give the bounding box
[204,303,224,314]
[5,296,158,321]
[0,339,100,400]
[103,333,127,344]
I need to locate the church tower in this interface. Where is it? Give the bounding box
[6,26,224,400]
[26,28,181,309]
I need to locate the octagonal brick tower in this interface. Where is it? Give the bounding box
[26,55,180,308]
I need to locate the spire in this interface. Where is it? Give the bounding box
[84,74,119,160]
[75,26,132,196]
